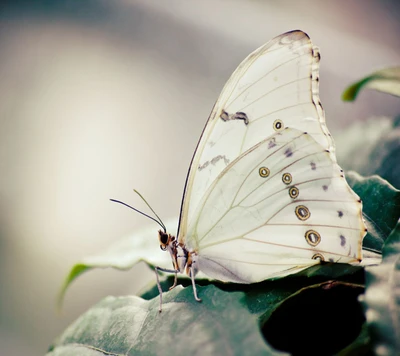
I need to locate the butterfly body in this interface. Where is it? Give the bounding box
[149,30,367,311]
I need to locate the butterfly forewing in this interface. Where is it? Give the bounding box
[184,128,364,283]
[178,30,333,242]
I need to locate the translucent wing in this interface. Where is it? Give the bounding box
[178,30,331,241]
[185,128,365,283]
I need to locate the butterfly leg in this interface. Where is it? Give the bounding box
[169,272,178,290]
[154,266,179,313]
[190,264,202,302]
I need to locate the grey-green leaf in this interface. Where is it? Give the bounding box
[49,285,286,356]
[337,323,371,356]
[346,172,400,251]
[57,218,178,309]
[261,281,365,355]
[342,67,400,101]
[363,222,400,355]
[336,117,400,190]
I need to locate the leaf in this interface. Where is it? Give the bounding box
[57,218,178,309]
[336,117,400,190]
[363,222,400,355]
[49,285,285,356]
[337,323,371,356]
[346,172,400,251]
[51,262,367,355]
[140,262,364,315]
[58,264,91,310]
[342,67,400,101]
[261,281,365,355]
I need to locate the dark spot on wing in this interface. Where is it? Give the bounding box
[305,230,321,246]
[322,185,328,191]
[268,138,276,149]
[219,110,248,125]
[338,211,343,218]
[199,155,230,171]
[284,147,293,157]
[259,167,270,178]
[312,253,324,261]
[295,205,310,221]
[340,235,346,247]
[220,110,229,121]
[289,186,299,199]
[273,119,284,131]
[310,162,316,170]
[211,155,229,166]
[233,112,249,125]
[198,161,209,170]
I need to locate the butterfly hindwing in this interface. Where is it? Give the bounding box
[184,128,364,283]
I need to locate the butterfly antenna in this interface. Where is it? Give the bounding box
[133,189,166,232]
[110,199,166,232]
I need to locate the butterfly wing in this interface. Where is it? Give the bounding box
[185,128,366,283]
[178,30,332,242]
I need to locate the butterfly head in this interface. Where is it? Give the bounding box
[158,230,175,251]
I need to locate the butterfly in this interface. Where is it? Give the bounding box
[114,30,367,312]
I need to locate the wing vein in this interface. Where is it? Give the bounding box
[225,55,305,109]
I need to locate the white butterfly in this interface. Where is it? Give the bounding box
[125,30,367,311]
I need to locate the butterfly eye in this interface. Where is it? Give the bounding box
[305,230,321,246]
[289,186,299,199]
[312,253,325,262]
[259,167,270,178]
[158,232,170,251]
[273,119,284,131]
[295,205,310,221]
[282,173,292,185]
[160,233,169,244]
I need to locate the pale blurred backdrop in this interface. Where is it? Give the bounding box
[1,1,400,355]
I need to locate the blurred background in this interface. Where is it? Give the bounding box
[0,1,399,354]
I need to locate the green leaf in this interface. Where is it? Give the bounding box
[49,285,285,356]
[337,323,371,356]
[346,172,400,251]
[261,281,365,355]
[342,67,400,101]
[51,262,367,355]
[140,262,364,315]
[336,117,400,190]
[57,264,91,310]
[363,222,400,354]
[57,218,178,308]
